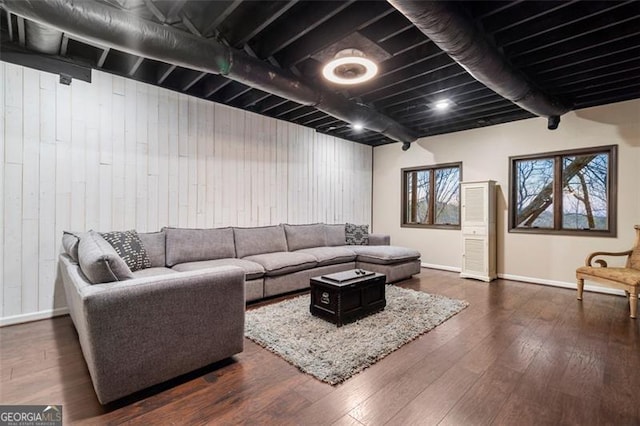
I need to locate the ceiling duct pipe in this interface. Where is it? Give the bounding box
[3,0,418,145]
[387,0,571,130]
[25,20,63,54]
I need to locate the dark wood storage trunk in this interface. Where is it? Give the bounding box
[310,271,386,326]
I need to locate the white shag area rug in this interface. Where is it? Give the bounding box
[244,285,468,385]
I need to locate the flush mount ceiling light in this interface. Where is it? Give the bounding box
[322,49,378,85]
[352,123,364,131]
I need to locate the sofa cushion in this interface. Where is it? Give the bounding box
[284,223,327,251]
[324,224,346,246]
[234,225,288,258]
[296,247,356,266]
[243,252,317,277]
[346,245,421,265]
[172,258,265,280]
[62,231,82,262]
[78,230,134,284]
[132,267,178,278]
[345,223,369,245]
[164,227,235,267]
[138,231,166,267]
[101,230,152,272]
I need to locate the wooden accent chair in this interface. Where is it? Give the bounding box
[576,225,640,318]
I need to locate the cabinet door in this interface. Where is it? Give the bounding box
[462,236,487,275]
[461,183,487,228]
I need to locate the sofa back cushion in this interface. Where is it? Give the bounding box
[284,224,327,251]
[164,227,235,267]
[62,231,82,262]
[324,224,346,246]
[138,231,166,267]
[78,230,134,284]
[234,225,288,258]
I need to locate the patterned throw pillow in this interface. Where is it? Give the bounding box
[345,223,369,245]
[100,230,151,272]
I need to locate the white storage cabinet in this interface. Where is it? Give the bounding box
[460,181,497,282]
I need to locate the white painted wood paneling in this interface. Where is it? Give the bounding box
[0,62,5,318]
[21,68,40,315]
[1,63,373,323]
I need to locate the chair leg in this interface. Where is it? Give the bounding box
[577,278,584,301]
[630,289,638,319]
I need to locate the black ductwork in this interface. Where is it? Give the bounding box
[3,0,417,144]
[25,20,63,54]
[387,0,571,128]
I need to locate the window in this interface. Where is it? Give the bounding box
[402,162,461,228]
[509,145,617,236]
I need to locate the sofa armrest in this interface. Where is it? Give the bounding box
[79,266,245,403]
[369,233,391,245]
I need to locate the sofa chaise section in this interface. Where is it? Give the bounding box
[347,245,422,283]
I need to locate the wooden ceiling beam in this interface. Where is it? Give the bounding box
[182,72,207,91]
[221,0,299,48]
[254,97,289,114]
[201,0,243,38]
[275,2,393,68]
[252,1,354,59]
[157,63,176,84]
[233,90,272,109]
[16,16,25,46]
[97,47,110,68]
[127,56,144,76]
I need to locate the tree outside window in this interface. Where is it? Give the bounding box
[402,163,461,228]
[509,145,617,236]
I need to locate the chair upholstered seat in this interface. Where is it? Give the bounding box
[576,266,640,287]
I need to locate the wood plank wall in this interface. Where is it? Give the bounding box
[0,62,373,322]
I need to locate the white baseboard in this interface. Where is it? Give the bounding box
[2,266,634,327]
[421,263,631,297]
[421,262,461,273]
[497,273,630,297]
[0,307,69,327]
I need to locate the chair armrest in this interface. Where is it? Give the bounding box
[369,233,391,245]
[585,250,633,267]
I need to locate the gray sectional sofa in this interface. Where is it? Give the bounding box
[162,223,421,302]
[58,223,421,404]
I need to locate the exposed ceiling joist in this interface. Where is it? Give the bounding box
[1,0,637,146]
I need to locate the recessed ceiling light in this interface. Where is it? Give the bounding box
[322,49,378,85]
[434,100,451,110]
[352,123,364,131]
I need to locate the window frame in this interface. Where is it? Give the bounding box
[401,162,462,229]
[508,145,618,237]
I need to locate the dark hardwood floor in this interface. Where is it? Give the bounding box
[1,269,639,425]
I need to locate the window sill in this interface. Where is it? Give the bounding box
[401,224,461,230]
[508,227,616,238]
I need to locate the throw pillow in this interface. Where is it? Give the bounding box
[78,231,134,284]
[100,230,151,272]
[345,223,369,245]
